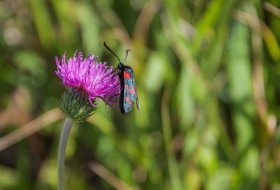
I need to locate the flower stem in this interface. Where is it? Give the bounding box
[57,118,74,190]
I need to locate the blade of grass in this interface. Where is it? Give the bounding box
[161,88,183,190]
[0,108,62,152]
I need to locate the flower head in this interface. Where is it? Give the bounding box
[55,52,120,106]
[55,51,120,122]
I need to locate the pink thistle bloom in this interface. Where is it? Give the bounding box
[55,52,120,107]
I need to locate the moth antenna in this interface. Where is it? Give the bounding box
[104,42,121,63]
[122,49,131,63]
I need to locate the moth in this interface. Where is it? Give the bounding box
[104,42,141,115]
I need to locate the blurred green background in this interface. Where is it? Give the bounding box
[1,0,280,189]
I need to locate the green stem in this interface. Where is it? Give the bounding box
[57,118,74,190]
[161,89,184,190]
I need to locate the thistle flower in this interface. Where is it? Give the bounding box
[55,51,120,190]
[55,51,120,122]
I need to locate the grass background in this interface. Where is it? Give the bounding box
[1,0,280,189]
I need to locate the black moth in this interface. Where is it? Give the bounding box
[104,42,141,115]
